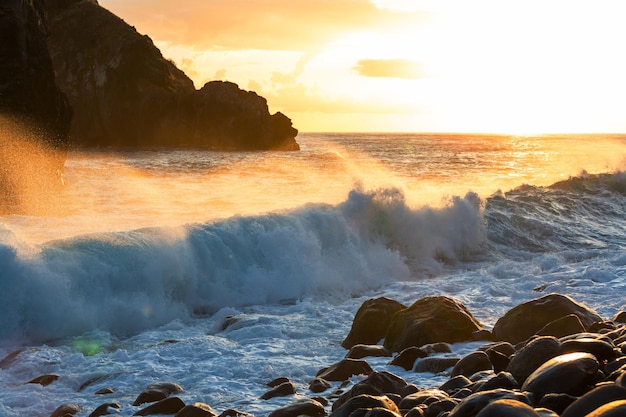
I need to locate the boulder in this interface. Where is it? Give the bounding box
[261,381,296,400]
[50,403,81,417]
[447,388,531,417]
[317,358,373,382]
[521,352,601,398]
[133,381,184,406]
[383,296,484,352]
[330,394,399,417]
[332,371,410,410]
[492,294,603,344]
[561,384,626,417]
[134,397,185,416]
[346,344,392,359]
[342,297,406,349]
[414,357,461,374]
[268,398,326,417]
[583,399,626,416]
[475,399,541,417]
[506,336,561,385]
[451,351,492,377]
[45,0,298,151]
[175,402,218,417]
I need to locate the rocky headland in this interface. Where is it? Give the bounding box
[10,292,626,417]
[44,0,299,151]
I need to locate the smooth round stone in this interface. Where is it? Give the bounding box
[521,352,600,398]
[475,399,541,417]
[561,384,626,417]
[585,399,626,417]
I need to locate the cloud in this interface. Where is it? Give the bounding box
[353,58,429,79]
[99,0,427,51]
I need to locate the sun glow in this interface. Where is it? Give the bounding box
[99,0,626,133]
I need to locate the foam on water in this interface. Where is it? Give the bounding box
[0,186,487,343]
[0,134,625,416]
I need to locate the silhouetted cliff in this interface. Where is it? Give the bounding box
[0,0,73,209]
[45,0,299,150]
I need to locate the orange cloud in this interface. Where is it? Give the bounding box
[99,0,426,51]
[353,58,429,79]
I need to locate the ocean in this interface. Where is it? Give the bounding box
[0,132,625,416]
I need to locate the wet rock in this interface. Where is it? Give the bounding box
[133,382,184,406]
[398,388,450,410]
[316,358,373,382]
[134,396,185,416]
[474,399,541,417]
[560,383,626,417]
[486,349,510,373]
[363,408,401,417]
[175,402,218,417]
[414,357,460,373]
[521,352,600,398]
[477,371,519,392]
[537,393,578,415]
[537,314,586,339]
[50,403,81,417]
[0,348,26,369]
[342,297,406,349]
[261,381,296,400]
[332,371,410,410]
[218,409,253,417]
[330,394,399,417]
[559,337,617,362]
[451,351,492,377]
[492,294,603,344]
[440,375,473,394]
[426,398,459,416]
[27,374,59,386]
[384,296,484,352]
[88,403,121,417]
[612,312,626,323]
[267,377,291,387]
[506,336,561,385]
[95,387,115,395]
[584,399,626,416]
[309,377,332,393]
[447,388,531,417]
[347,344,392,359]
[388,347,428,371]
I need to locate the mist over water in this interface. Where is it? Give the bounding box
[3,133,625,244]
[0,133,625,417]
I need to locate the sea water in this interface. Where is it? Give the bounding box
[0,133,625,416]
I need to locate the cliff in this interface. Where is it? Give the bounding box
[0,0,73,209]
[45,0,299,151]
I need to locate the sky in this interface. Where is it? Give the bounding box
[99,0,626,133]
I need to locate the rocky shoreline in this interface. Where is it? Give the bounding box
[7,292,626,417]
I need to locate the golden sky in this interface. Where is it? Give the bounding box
[99,0,626,133]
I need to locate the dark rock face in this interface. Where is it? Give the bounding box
[342,297,407,349]
[383,296,484,353]
[492,294,603,344]
[45,0,299,151]
[0,0,72,208]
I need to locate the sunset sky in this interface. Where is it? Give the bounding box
[99,0,626,133]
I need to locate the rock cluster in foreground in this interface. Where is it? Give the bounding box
[7,292,626,417]
[45,0,299,151]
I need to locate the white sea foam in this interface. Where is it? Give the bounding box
[0,134,625,417]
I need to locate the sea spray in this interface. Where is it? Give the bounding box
[0,187,486,343]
